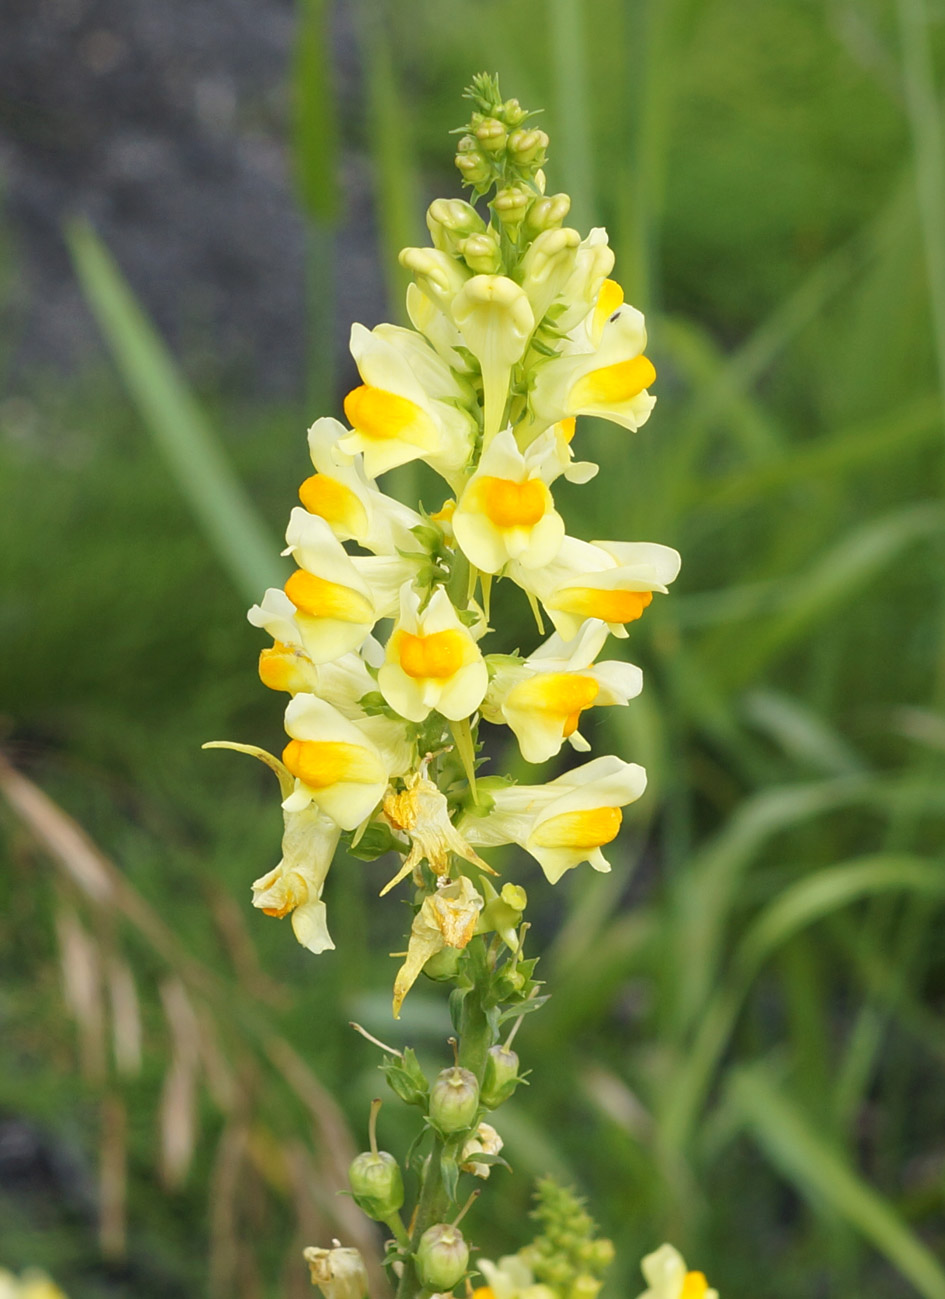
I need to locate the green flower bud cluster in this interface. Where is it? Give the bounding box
[454,73,549,201]
[518,1178,615,1299]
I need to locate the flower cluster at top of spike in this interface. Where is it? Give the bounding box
[210,74,679,1017]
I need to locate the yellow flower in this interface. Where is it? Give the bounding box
[300,416,422,554]
[339,323,475,481]
[303,1245,370,1299]
[516,226,581,325]
[474,1256,555,1299]
[529,298,656,434]
[276,511,379,662]
[0,1270,69,1299]
[483,621,643,763]
[636,1245,718,1299]
[380,769,492,895]
[378,586,488,723]
[554,227,617,333]
[450,274,535,442]
[392,876,484,1017]
[460,1120,504,1178]
[512,536,681,642]
[452,428,565,574]
[251,804,341,954]
[281,694,390,830]
[463,755,647,884]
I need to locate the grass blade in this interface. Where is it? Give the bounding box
[67,220,283,603]
[732,1065,945,1299]
[292,0,342,412]
[550,0,595,228]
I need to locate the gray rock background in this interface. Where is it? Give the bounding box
[0,0,386,395]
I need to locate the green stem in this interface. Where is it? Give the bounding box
[396,1141,448,1299]
[383,1211,412,1252]
[457,978,494,1080]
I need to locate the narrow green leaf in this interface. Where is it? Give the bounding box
[711,502,944,689]
[694,393,942,512]
[735,855,945,984]
[355,7,420,319]
[662,854,945,1153]
[732,1066,945,1299]
[292,0,341,224]
[897,0,945,428]
[549,0,595,229]
[67,219,283,603]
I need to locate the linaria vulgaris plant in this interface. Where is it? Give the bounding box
[209,75,714,1299]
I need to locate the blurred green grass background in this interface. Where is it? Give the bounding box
[2,1,945,1296]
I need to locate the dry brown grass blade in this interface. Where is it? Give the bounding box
[209,1121,250,1299]
[159,978,203,1188]
[207,886,290,1009]
[0,752,222,1002]
[0,754,115,904]
[55,907,107,1083]
[99,1092,127,1259]
[0,752,386,1284]
[107,956,143,1077]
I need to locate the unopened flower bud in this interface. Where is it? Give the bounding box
[481,1044,521,1108]
[427,198,486,253]
[416,1224,470,1291]
[491,962,527,1000]
[458,232,503,275]
[304,1245,369,1299]
[475,117,507,153]
[492,187,531,231]
[568,1275,603,1299]
[503,98,527,126]
[508,128,548,166]
[580,1238,616,1271]
[455,149,492,187]
[428,1065,479,1133]
[525,194,572,237]
[348,1149,404,1219]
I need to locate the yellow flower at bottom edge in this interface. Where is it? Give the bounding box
[636,1245,718,1299]
[0,1270,69,1299]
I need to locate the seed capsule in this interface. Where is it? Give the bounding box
[428,1066,480,1134]
[347,1150,404,1219]
[481,1044,521,1109]
[416,1224,470,1291]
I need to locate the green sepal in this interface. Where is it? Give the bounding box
[441,1151,461,1205]
[357,690,401,718]
[496,994,549,1025]
[382,1047,429,1108]
[346,821,401,862]
[448,985,471,1035]
[464,1151,511,1171]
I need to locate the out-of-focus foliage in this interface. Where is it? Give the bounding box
[2,1,945,1297]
